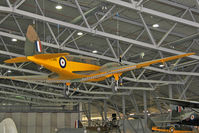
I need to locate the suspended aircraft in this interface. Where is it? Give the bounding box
[0,25,195,95]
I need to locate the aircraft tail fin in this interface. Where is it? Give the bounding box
[25,25,43,56]
[147,117,156,129]
[75,120,83,128]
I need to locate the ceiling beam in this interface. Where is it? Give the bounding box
[156,0,199,15]
[106,0,199,28]
[49,0,186,38]
[0,83,108,99]
[123,77,184,85]
[0,6,198,61]
[0,90,76,104]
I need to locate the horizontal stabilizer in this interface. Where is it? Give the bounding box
[4,57,29,63]
[0,75,49,80]
[33,53,69,59]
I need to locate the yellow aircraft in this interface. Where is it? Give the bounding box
[152,126,195,133]
[1,25,195,94]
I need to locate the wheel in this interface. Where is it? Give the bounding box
[64,85,70,97]
[114,86,118,92]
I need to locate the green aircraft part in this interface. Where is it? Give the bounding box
[71,6,98,24]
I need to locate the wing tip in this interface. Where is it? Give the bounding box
[187,52,195,56]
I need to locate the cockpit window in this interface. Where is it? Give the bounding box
[65,55,100,66]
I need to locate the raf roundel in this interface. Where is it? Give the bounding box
[190,115,195,120]
[59,57,66,68]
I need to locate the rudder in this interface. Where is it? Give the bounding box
[25,25,43,56]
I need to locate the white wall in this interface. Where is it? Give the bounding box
[0,113,79,133]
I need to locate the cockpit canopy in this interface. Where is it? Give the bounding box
[65,55,100,66]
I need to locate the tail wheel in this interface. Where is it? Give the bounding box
[169,127,175,133]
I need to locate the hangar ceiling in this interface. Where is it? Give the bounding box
[0,0,199,118]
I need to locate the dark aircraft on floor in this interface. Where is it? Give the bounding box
[149,97,199,133]
[156,97,199,126]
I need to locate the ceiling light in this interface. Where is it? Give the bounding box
[11,38,17,42]
[159,64,164,67]
[152,24,159,28]
[55,5,62,10]
[7,70,12,73]
[92,50,98,54]
[77,32,83,36]
[102,6,107,10]
[140,52,145,58]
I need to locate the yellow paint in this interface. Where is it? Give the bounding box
[4,53,195,83]
[152,126,195,133]
[27,55,100,80]
[4,57,29,63]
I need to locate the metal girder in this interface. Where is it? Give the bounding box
[0,83,63,97]
[0,96,39,105]
[0,64,44,75]
[123,77,184,85]
[14,0,26,9]
[157,9,188,47]
[95,14,118,59]
[86,82,154,91]
[106,0,199,28]
[74,0,90,29]
[0,105,79,113]
[0,13,11,25]
[0,96,78,106]
[156,0,199,15]
[0,6,198,61]
[6,0,12,8]
[0,82,107,99]
[122,95,126,133]
[119,86,154,91]
[49,0,186,38]
[0,90,74,104]
[138,12,156,46]
[93,5,116,28]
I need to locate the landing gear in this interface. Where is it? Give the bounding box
[111,74,122,92]
[64,83,70,97]
[114,80,119,92]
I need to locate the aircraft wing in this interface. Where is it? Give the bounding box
[0,75,49,80]
[70,53,195,83]
[156,97,199,108]
[37,53,194,83]
[155,120,180,123]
